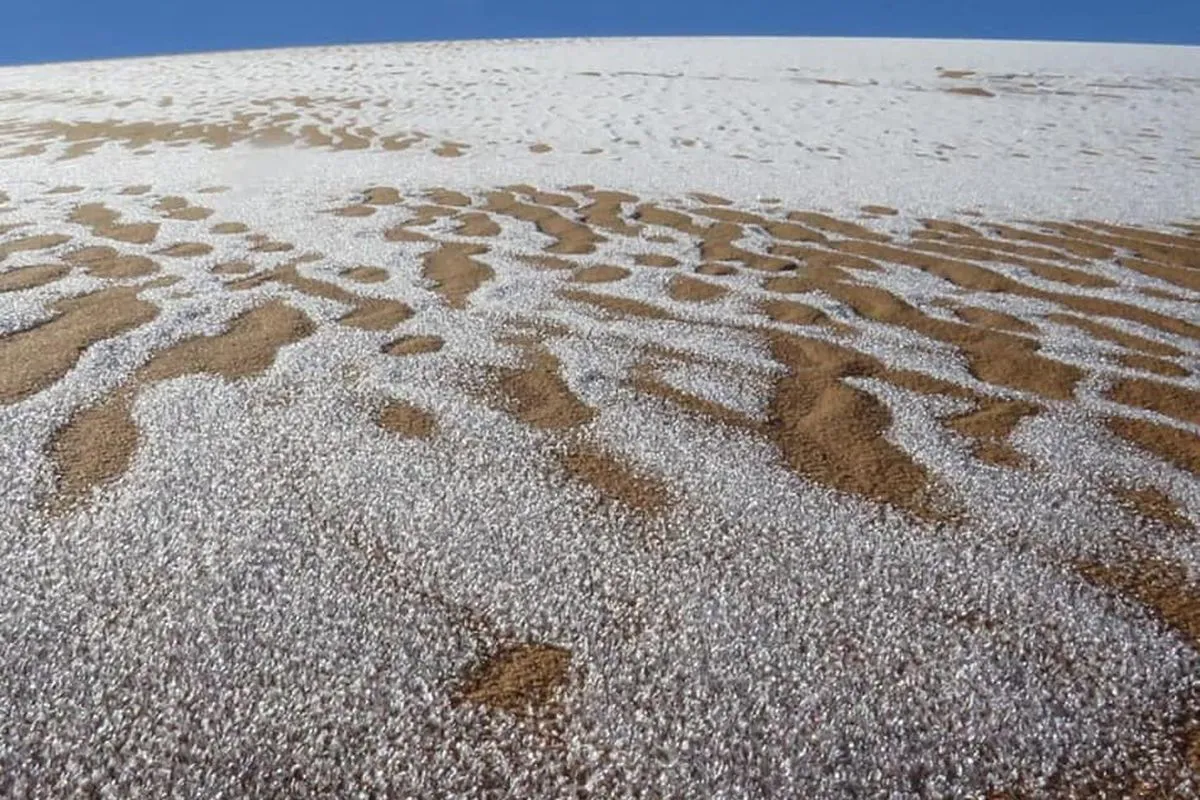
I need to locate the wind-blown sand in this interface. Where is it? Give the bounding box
[0,36,1198,797]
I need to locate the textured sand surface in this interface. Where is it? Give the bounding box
[0,37,1199,798]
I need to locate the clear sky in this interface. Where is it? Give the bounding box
[2,0,1197,66]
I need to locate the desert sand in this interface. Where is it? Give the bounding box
[0,36,1198,797]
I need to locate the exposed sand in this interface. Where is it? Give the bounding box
[0,36,1198,798]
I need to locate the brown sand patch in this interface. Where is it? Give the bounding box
[560,289,677,321]
[763,268,852,294]
[384,335,444,356]
[227,273,276,291]
[880,369,976,401]
[212,261,253,275]
[1109,417,1200,475]
[1119,257,1200,292]
[908,239,1117,288]
[1140,287,1184,302]
[830,240,1190,346]
[938,69,976,79]
[1021,260,1117,289]
[61,141,103,160]
[1113,486,1194,534]
[494,346,594,430]
[198,186,229,194]
[343,266,389,284]
[862,205,899,216]
[402,204,461,228]
[381,134,422,151]
[154,197,212,221]
[768,244,883,274]
[945,87,995,97]
[1119,353,1188,379]
[338,298,413,331]
[703,223,796,272]
[1,118,283,155]
[519,254,576,271]
[770,266,1081,400]
[529,143,553,154]
[157,242,212,258]
[507,186,577,208]
[1109,379,1200,424]
[0,286,158,404]
[455,212,501,237]
[765,331,944,518]
[560,444,670,513]
[0,233,72,261]
[1088,220,1200,250]
[247,236,294,253]
[334,204,376,218]
[137,301,314,383]
[0,264,69,292]
[383,225,431,243]
[210,222,249,234]
[457,643,571,716]
[580,190,642,236]
[426,189,472,207]
[434,141,468,158]
[484,191,603,255]
[119,185,151,195]
[696,263,738,276]
[378,401,437,438]
[947,399,1039,467]
[785,211,890,242]
[298,126,331,148]
[47,185,84,195]
[49,390,137,505]
[987,223,1115,260]
[694,207,768,226]
[1047,292,1200,343]
[574,265,630,284]
[363,187,402,205]
[635,254,679,268]
[667,275,728,303]
[691,192,732,206]
[1078,558,1200,646]
[832,240,1023,292]
[950,305,1037,334]
[69,204,159,244]
[632,204,707,237]
[1042,221,1200,270]
[423,242,493,309]
[762,299,839,329]
[912,229,1090,265]
[1049,314,1181,358]
[700,207,828,244]
[64,246,158,279]
[921,220,982,237]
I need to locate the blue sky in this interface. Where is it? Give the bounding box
[2,0,1197,66]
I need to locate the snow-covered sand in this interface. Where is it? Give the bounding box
[0,37,1198,796]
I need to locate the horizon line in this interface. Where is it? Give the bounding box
[2,32,1198,69]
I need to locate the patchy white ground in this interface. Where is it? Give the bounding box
[0,37,1198,798]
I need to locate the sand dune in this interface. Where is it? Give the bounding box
[0,36,1198,798]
